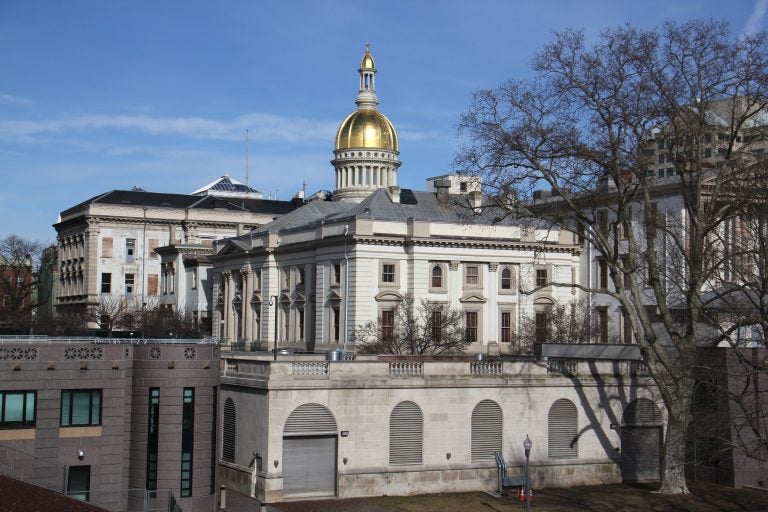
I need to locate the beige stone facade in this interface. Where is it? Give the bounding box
[219,353,661,502]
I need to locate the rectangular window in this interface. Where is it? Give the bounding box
[67,466,90,502]
[465,265,479,286]
[535,310,549,343]
[597,307,609,343]
[191,267,198,290]
[381,263,396,284]
[254,270,261,292]
[536,268,548,288]
[16,276,23,288]
[622,309,632,344]
[381,309,395,341]
[500,312,512,343]
[332,263,341,286]
[465,311,478,343]
[101,273,111,294]
[298,308,305,341]
[126,238,136,263]
[146,388,160,491]
[297,268,305,287]
[0,391,36,428]
[180,388,194,498]
[125,273,135,295]
[61,390,102,427]
[597,259,608,289]
[282,269,290,290]
[332,306,340,342]
[148,239,159,259]
[430,310,442,342]
[147,274,159,296]
[102,237,113,258]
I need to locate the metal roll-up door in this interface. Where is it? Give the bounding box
[471,400,503,462]
[621,398,662,482]
[548,398,578,459]
[283,435,337,495]
[282,403,338,496]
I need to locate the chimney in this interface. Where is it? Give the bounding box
[389,186,401,204]
[434,179,451,205]
[468,190,483,208]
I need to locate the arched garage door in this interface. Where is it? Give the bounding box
[621,398,663,482]
[282,403,338,496]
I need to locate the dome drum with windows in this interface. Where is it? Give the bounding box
[332,45,401,201]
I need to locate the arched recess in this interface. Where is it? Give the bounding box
[471,400,503,462]
[222,398,236,463]
[282,403,338,496]
[621,398,662,482]
[548,398,578,459]
[389,401,423,465]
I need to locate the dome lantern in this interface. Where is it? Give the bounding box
[331,45,402,202]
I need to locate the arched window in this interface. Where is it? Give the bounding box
[622,398,662,426]
[471,400,502,462]
[500,267,514,291]
[431,265,443,289]
[548,398,578,459]
[390,401,423,465]
[222,398,236,463]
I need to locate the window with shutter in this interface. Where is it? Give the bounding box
[471,400,502,462]
[222,398,236,463]
[548,398,578,459]
[389,401,423,465]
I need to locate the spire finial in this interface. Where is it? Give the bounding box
[365,41,371,53]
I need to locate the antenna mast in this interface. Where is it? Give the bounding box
[245,129,250,188]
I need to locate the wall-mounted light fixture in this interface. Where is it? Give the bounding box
[343,457,348,465]
[446,452,451,460]
[77,449,85,461]
[274,460,279,468]
[340,431,349,437]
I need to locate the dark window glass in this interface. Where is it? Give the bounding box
[101,273,111,293]
[465,311,478,342]
[0,391,36,428]
[180,388,194,497]
[146,388,160,491]
[67,466,90,502]
[382,264,396,283]
[61,390,101,427]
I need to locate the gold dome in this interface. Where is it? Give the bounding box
[335,109,399,152]
[360,49,375,70]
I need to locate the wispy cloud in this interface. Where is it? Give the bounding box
[0,92,35,105]
[0,112,338,143]
[744,0,768,36]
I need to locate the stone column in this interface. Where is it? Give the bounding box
[222,271,232,341]
[242,267,252,341]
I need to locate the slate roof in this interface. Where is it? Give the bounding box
[241,188,533,238]
[0,474,109,512]
[60,190,296,218]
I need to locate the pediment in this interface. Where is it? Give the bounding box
[375,290,404,302]
[294,292,306,304]
[328,289,343,301]
[250,292,263,304]
[216,240,247,256]
[459,292,487,303]
[279,292,292,304]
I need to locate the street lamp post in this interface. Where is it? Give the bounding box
[523,434,532,512]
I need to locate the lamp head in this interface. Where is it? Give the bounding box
[523,434,532,455]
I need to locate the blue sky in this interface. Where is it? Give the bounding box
[1,0,766,243]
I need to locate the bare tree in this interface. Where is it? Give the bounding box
[457,20,768,494]
[354,296,469,355]
[517,299,600,350]
[0,235,48,331]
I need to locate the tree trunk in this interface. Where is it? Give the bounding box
[658,396,691,494]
